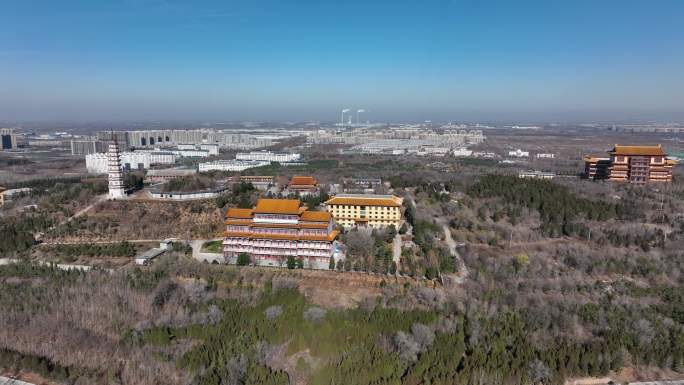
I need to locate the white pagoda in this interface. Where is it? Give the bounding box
[107,137,126,199]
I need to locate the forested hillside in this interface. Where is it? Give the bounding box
[0,252,682,385]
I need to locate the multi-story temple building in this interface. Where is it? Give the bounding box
[223,199,340,269]
[583,155,611,180]
[325,194,403,229]
[285,176,320,197]
[584,144,675,184]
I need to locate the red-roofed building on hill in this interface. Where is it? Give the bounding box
[584,144,676,183]
[223,198,341,269]
[285,176,320,197]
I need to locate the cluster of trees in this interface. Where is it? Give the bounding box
[124,172,144,190]
[340,228,397,274]
[162,175,216,193]
[46,241,136,258]
[136,281,684,385]
[468,174,623,238]
[594,226,666,251]
[402,199,454,277]
[0,215,53,255]
[1,254,683,385]
[302,190,330,209]
[415,182,451,203]
[7,176,85,190]
[215,182,256,209]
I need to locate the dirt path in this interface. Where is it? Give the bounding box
[406,188,468,284]
[35,194,108,242]
[436,218,468,284]
[67,194,108,223]
[392,234,402,267]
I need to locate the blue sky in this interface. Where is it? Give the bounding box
[1,0,683,122]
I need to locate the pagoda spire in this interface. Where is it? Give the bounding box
[107,130,126,199]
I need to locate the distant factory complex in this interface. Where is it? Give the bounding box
[308,125,485,156]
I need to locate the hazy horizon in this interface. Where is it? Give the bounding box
[2,0,683,122]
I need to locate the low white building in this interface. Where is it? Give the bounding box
[86,152,151,173]
[536,153,555,159]
[472,151,497,158]
[135,247,166,265]
[148,183,229,200]
[122,152,150,170]
[0,187,32,206]
[178,143,219,156]
[236,151,301,163]
[148,151,177,164]
[453,148,473,157]
[86,150,178,173]
[171,149,211,157]
[146,168,197,182]
[508,149,530,158]
[518,170,555,179]
[414,146,450,156]
[198,160,270,172]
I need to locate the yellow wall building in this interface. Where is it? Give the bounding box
[325,194,403,229]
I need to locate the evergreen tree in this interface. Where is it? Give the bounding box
[237,252,250,266]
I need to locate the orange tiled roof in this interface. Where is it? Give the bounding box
[253,199,302,214]
[224,219,252,225]
[325,194,403,207]
[226,208,253,219]
[610,144,666,156]
[301,230,339,242]
[300,210,331,222]
[583,155,610,162]
[289,176,317,186]
[299,222,330,229]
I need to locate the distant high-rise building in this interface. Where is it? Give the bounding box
[107,138,126,199]
[0,128,18,150]
[70,139,106,155]
[97,131,129,150]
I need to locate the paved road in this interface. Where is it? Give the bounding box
[0,258,108,272]
[0,376,35,385]
[190,238,224,263]
[39,239,164,245]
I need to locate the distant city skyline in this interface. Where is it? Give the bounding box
[1,0,683,122]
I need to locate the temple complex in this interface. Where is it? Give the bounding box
[223,199,340,269]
